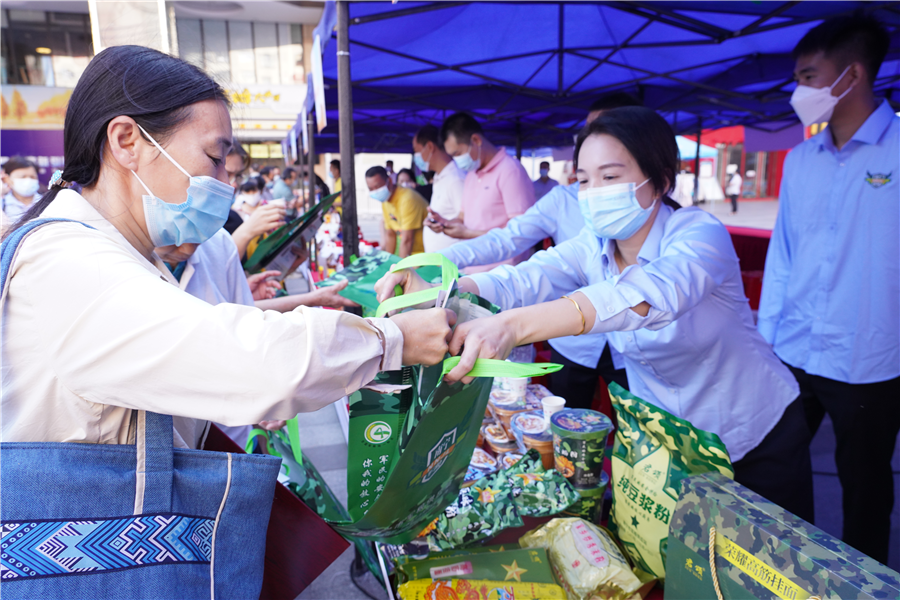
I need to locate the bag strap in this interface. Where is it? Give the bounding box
[245,418,303,467]
[375,253,458,318]
[1,218,177,515]
[439,357,562,379]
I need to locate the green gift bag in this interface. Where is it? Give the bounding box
[257,253,562,544]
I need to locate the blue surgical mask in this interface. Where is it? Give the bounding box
[369,185,391,203]
[132,124,235,247]
[539,168,550,178]
[414,152,429,172]
[578,179,656,240]
[453,144,481,173]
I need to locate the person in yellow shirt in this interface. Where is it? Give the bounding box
[365,165,428,257]
[330,159,342,214]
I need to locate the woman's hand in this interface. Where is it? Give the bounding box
[309,280,360,308]
[391,308,457,366]
[258,420,286,431]
[374,267,435,305]
[247,271,282,300]
[445,314,519,383]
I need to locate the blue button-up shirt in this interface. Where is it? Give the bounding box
[441,182,620,369]
[468,205,798,461]
[758,100,899,384]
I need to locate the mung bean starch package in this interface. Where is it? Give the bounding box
[607,383,734,582]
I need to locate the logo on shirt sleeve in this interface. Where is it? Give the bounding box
[865,171,892,188]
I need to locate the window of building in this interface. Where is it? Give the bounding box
[174,18,304,87]
[1,9,92,87]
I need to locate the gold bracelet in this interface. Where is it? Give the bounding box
[561,295,586,336]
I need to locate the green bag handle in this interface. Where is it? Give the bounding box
[375,253,459,318]
[439,357,563,379]
[244,417,303,467]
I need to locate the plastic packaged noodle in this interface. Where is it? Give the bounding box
[483,422,517,454]
[519,518,643,600]
[607,383,734,581]
[395,547,557,585]
[506,450,580,518]
[498,452,523,470]
[397,578,567,599]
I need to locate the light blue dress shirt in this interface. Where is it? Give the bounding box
[758,100,899,384]
[440,182,620,369]
[468,205,799,461]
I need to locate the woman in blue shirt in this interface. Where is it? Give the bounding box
[378,107,812,521]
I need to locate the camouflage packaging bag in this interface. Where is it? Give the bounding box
[425,469,524,550]
[506,449,581,518]
[607,382,734,582]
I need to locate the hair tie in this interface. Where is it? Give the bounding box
[49,170,71,189]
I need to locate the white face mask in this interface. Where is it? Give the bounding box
[237,193,260,207]
[11,177,39,198]
[790,65,854,128]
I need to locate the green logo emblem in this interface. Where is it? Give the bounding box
[364,421,392,444]
[865,171,892,188]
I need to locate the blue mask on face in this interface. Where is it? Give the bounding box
[369,185,391,203]
[453,143,481,173]
[132,124,235,247]
[578,179,656,240]
[414,152,429,172]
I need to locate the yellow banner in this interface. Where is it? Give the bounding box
[716,533,811,600]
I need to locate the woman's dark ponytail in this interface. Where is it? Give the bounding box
[4,45,228,239]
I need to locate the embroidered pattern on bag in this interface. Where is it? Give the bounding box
[0,514,214,580]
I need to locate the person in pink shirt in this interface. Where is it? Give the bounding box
[427,112,536,273]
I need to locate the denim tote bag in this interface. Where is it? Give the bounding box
[1,219,283,599]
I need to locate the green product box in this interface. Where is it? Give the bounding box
[665,471,900,600]
[395,547,558,585]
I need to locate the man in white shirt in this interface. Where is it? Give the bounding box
[725,164,742,214]
[532,161,558,200]
[415,125,465,252]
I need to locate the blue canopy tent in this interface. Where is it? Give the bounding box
[305,1,899,152]
[297,0,899,259]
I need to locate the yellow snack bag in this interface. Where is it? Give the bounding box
[519,518,642,600]
[397,578,567,599]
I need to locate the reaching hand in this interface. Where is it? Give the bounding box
[310,280,360,308]
[247,271,282,300]
[374,267,435,306]
[391,307,457,366]
[258,420,286,431]
[445,314,518,383]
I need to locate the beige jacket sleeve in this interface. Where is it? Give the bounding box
[12,223,402,426]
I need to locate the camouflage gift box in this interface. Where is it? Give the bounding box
[665,471,900,600]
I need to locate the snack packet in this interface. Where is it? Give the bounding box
[507,449,580,517]
[519,518,642,600]
[429,470,523,549]
[607,383,734,581]
[395,547,557,585]
[397,578,567,600]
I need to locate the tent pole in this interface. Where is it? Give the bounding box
[516,119,522,160]
[337,0,360,271]
[308,114,316,209]
[693,117,702,204]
